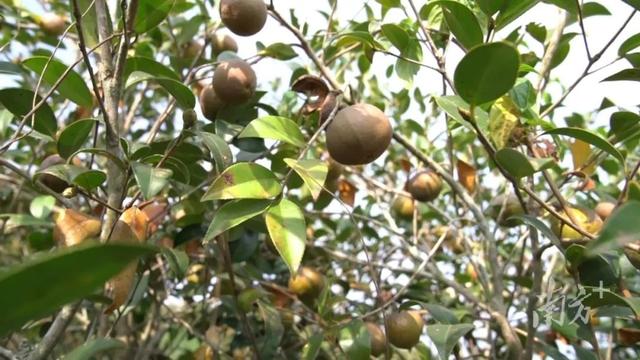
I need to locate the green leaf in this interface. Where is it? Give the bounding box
[283,158,328,200]
[623,0,640,11]
[543,127,625,167]
[71,0,99,48]
[424,303,459,324]
[495,0,541,30]
[160,248,189,279]
[586,201,640,256]
[134,0,175,33]
[422,1,483,50]
[434,95,489,132]
[477,0,506,15]
[454,42,520,106]
[22,57,93,107]
[238,116,305,147]
[126,73,195,109]
[495,148,554,179]
[29,195,56,219]
[0,88,57,137]
[609,111,640,142]
[510,214,564,252]
[63,338,125,360]
[67,148,127,171]
[57,119,96,159]
[0,214,51,231]
[338,320,371,360]
[0,61,23,75]
[259,43,298,60]
[204,199,271,242]
[301,333,324,360]
[35,164,106,190]
[198,131,233,173]
[201,163,282,201]
[602,68,640,82]
[265,198,306,274]
[0,242,156,336]
[131,162,173,200]
[619,34,640,57]
[581,287,640,317]
[427,323,474,360]
[381,23,410,51]
[124,57,180,80]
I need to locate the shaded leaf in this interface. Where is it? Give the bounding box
[198,131,233,173]
[543,127,625,167]
[134,0,175,33]
[131,162,173,200]
[63,338,124,360]
[124,57,180,80]
[22,56,93,107]
[495,148,554,179]
[422,1,483,50]
[0,88,57,137]
[427,323,474,360]
[259,43,297,60]
[586,201,640,256]
[57,119,96,159]
[204,199,271,242]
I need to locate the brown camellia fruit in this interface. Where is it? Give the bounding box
[211,32,238,54]
[288,266,325,303]
[39,13,66,36]
[219,0,267,36]
[365,322,387,357]
[386,311,424,349]
[392,195,414,219]
[199,86,225,121]
[595,201,616,220]
[405,169,442,202]
[39,155,68,193]
[182,40,203,59]
[213,59,256,104]
[326,103,392,165]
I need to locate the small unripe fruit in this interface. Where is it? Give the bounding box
[213,59,256,104]
[326,103,392,165]
[595,201,615,220]
[386,311,424,349]
[365,322,386,357]
[39,13,66,36]
[219,0,267,36]
[199,86,225,121]
[405,170,442,202]
[39,155,69,193]
[211,32,238,54]
[238,288,260,313]
[392,195,414,219]
[182,109,197,128]
[288,266,325,303]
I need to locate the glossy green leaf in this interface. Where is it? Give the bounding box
[434,95,489,132]
[477,0,506,15]
[204,199,271,242]
[160,248,189,279]
[265,198,306,274]
[63,338,125,360]
[581,287,640,317]
[35,164,106,190]
[57,119,96,158]
[0,242,156,336]
[201,163,282,201]
[602,68,640,82]
[284,158,328,201]
[134,0,175,33]
[126,72,195,109]
[427,323,474,360]
[495,0,541,30]
[67,148,127,171]
[0,88,57,137]
[422,1,483,50]
[381,23,410,51]
[338,320,371,360]
[238,116,305,147]
[0,61,23,75]
[198,131,233,173]
[124,57,180,80]
[619,33,640,57]
[623,0,640,11]
[72,0,99,47]
[131,162,173,200]
[454,42,520,106]
[424,303,459,324]
[586,201,640,256]
[495,148,554,179]
[22,56,93,107]
[543,127,625,166]
[259,43,298,60]
[29,195,55,219]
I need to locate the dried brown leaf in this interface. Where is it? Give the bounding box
[53,209,101,247]
[456,160,477,194]
[338,178,356,207]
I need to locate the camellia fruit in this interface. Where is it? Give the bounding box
[199,86,225,121]
[405,169,442,202]
[39,13,66,36]
[365,322,386,357]
[219,0,267,36]
[392,195,414,219]
[595,201,616,220]
[211,32,238,54]
[288,266,325,303]
[326,103,392,165]
[213,59,256,104]
[386,310,424,349]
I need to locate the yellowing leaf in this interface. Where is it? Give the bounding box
[456,160,476,194]
[571,139,596,175]
[488,96,519,149]
[106,207,149,313]
[53,209,101,247]
[283,158,328,201]
[265,199,306,274]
